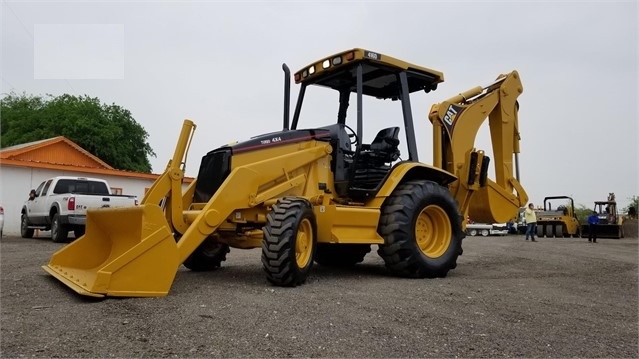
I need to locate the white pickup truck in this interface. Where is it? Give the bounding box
[21,176,138,242]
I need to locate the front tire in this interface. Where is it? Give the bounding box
[262,198,316,286]
[51,213,68,243]
[377,180,464,278]
[183,236,230,271]
[21,213,34,238]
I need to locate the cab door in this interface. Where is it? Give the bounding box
[29,180,52,225]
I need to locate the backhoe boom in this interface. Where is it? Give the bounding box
[429,71,528,223]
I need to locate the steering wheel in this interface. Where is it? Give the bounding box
[343,124,359,147]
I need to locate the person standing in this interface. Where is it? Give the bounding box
[524,203,537,242]
[587,211,599,243]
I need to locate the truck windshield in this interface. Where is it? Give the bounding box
[53,179,110,195]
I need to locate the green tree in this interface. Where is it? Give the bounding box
[623,195,638,218]
[574,204,592,224]
[1,92,155,173]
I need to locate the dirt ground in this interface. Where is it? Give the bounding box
[1,221,637,358]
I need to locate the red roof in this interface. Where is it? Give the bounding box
[0,136,193,182]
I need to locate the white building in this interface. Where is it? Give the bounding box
[0,136,193,236]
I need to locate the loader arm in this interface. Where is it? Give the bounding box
[140,119,196,235]
[176,142,332,263]
[429,71,528,223]
[43,124,333,297]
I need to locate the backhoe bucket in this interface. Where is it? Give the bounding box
[42,205,179,297]
[468,180,522,224]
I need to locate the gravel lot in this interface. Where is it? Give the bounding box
[1,223,637,358]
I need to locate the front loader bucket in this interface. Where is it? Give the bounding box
[581,224,624,239]
[42,205,179,297]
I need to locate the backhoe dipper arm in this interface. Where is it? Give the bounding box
[429,71,528,223]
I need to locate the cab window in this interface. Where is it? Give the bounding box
[41,180,53,196]
[34,181,45,196]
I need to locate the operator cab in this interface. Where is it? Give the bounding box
[287,48,444,199]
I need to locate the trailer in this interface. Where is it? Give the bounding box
[466,223,509,237]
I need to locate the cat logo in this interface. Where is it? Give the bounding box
[443,105,458,126]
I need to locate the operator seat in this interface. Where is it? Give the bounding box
[348,127,400,199]
[362,127,401,163]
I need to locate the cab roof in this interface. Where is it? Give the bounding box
[294,48,444,100]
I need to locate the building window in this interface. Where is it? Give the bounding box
[111,187,123,195]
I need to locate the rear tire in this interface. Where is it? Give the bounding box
[20,213,34,239]
[555,224,563,238]
[51,213,68,243]
[468,229,477,236]
[377,180,464,278]
[262,198,317,286]
[183,236,230,271]
[314,244,371,267]
[480,229,490,237]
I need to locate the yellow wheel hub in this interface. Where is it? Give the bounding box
[295,218,313,268]
[415,205,452,258]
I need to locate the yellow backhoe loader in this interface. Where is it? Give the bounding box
[43,48,528,297]
[580,193,625,239]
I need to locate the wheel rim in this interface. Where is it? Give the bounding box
[469,229,477,236]
[295,218,313,268]
[481,229,489,237]
[415,205,452,258]
[51,218,58,237]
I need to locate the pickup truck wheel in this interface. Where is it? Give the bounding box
[262,197,316,287]
[51,213,68,243]
[73,227,85,239]
[21,213,34,239]
[377,180,464,278]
